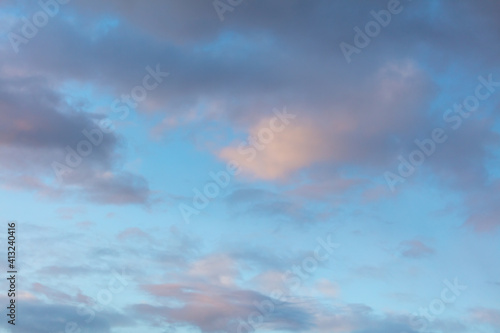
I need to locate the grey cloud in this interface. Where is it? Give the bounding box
[2,0,500,223]
[2,298,135,333]
[0,75,153,205]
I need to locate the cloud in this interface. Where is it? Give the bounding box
[224,187,325,224]
[134,285,310,332]
[464,181,500,232]
[31,282,94,305]
[470,307,500,329]
[117,227,151,241]
[36,265,110,277]
[398,239,435,258]
[136,282,313,332]
[0,74,153,205]
[76,171,153,205]
[220,115,324,180]
[315,278,339,298]
[0,76,116,152]
[354,265,388,279]
[2,1,499,213]
[56,206,86,220]
[127,248,317,332]
[0,296,135,333]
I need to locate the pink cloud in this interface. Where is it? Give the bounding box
[470,307,500,328]
[117,227,150,241]
[219,116,324,180]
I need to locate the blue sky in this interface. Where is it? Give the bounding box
[0,1,499,332]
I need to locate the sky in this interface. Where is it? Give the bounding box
[0,0,499,332]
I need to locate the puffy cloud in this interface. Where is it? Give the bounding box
[2,1,499,215]
[0,74,153,205]
[220,114,324,180]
